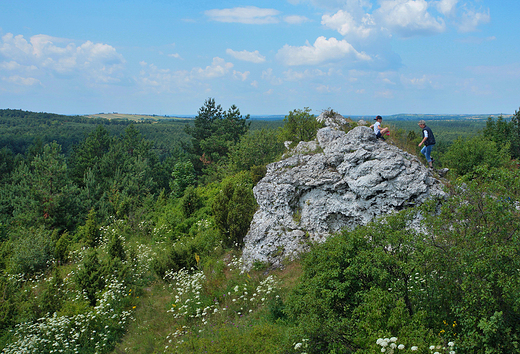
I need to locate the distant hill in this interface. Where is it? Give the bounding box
[36,112,511,122]
[354,113,512,121]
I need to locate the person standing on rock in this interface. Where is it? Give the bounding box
[418,120,436,168]
[370,115,389,140]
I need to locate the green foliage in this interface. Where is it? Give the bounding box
[55,231,72,264]
[420,175,520,353]
[69,125,113,186]
[484,109,520,159]
[6,142,82,230]
[9,226,55,275]
[279,107,325,148]
[185,98,250,170]
[250,164,268,185]
[285,211,431,353]
[0,273,17,332]
[107,233,126,261]
[170,160,196,198]
[442,135,511,178]
[228,129,285,173]
[39,267,64,315]
[212,171,257,248]
[79,208,100,247]
[75,249,105,306]
[286,173,520,353]
[180,185,202,218]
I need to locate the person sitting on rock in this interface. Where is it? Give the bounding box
[370,115,389,140]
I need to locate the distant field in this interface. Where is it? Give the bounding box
[84,113,192,121]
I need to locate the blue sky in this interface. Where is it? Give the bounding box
[1,0,518,116]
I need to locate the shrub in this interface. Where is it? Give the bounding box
[212,171,257,248]
[279,107,325,148]
[78,208,100,247]
[284,210,433,353]
[442,135,511,178]
[285,171,520,353]
[228,129,284,173]
[9,226,55,274]
[75,249,104,306]
[180,185,202,218]
[55,231,71,264]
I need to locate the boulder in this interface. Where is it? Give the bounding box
[242,114,445,269]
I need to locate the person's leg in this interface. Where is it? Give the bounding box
[380,127,389,135]
[421,145,427,158]
[422,145,432,167]
[425,145,432,162]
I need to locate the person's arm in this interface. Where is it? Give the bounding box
[418,128,428,146]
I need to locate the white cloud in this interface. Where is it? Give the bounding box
[205,7,280,24]
[458,7,490,32]
[322,10,375,38]
[192,57,233,79]
[233,70,250,81]
[315,84,341,92]
[276,36,371,66]
[0,33,125,83]
[375,0,445,37]
[456,35,495,44]
[284,15,311,24]
[226,49,266,63]
[435,0,458,16]
[262,68,283,85]
[2,75,41,86]
[138,57,236,93]
[283,68,331,81]
[375,89,394,98]
[168,53,181,59]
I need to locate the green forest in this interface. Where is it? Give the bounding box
[1,102,520,354]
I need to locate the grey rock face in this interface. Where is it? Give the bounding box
[242,116,446,269]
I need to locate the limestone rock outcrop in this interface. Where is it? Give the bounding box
[242,113,446,269]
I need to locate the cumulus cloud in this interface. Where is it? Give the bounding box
[435,0,458,16]
[322,10,375,38]
[375,0,445,37]
[276,36,371,66]
[226,49,266,63]
[0,32,125,83]
[192,57,233,79]
[205,7,280,24]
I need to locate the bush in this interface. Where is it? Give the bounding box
[285,176,520,354]
[75,249,104,306]
[212,171,257,248]
[279,107,325,148]
[228,129,284,173]
[55,231,71,264]
[284,210,433,353]
[180,185,202,218]
[9,226,55,274]
[442,135,511,178]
